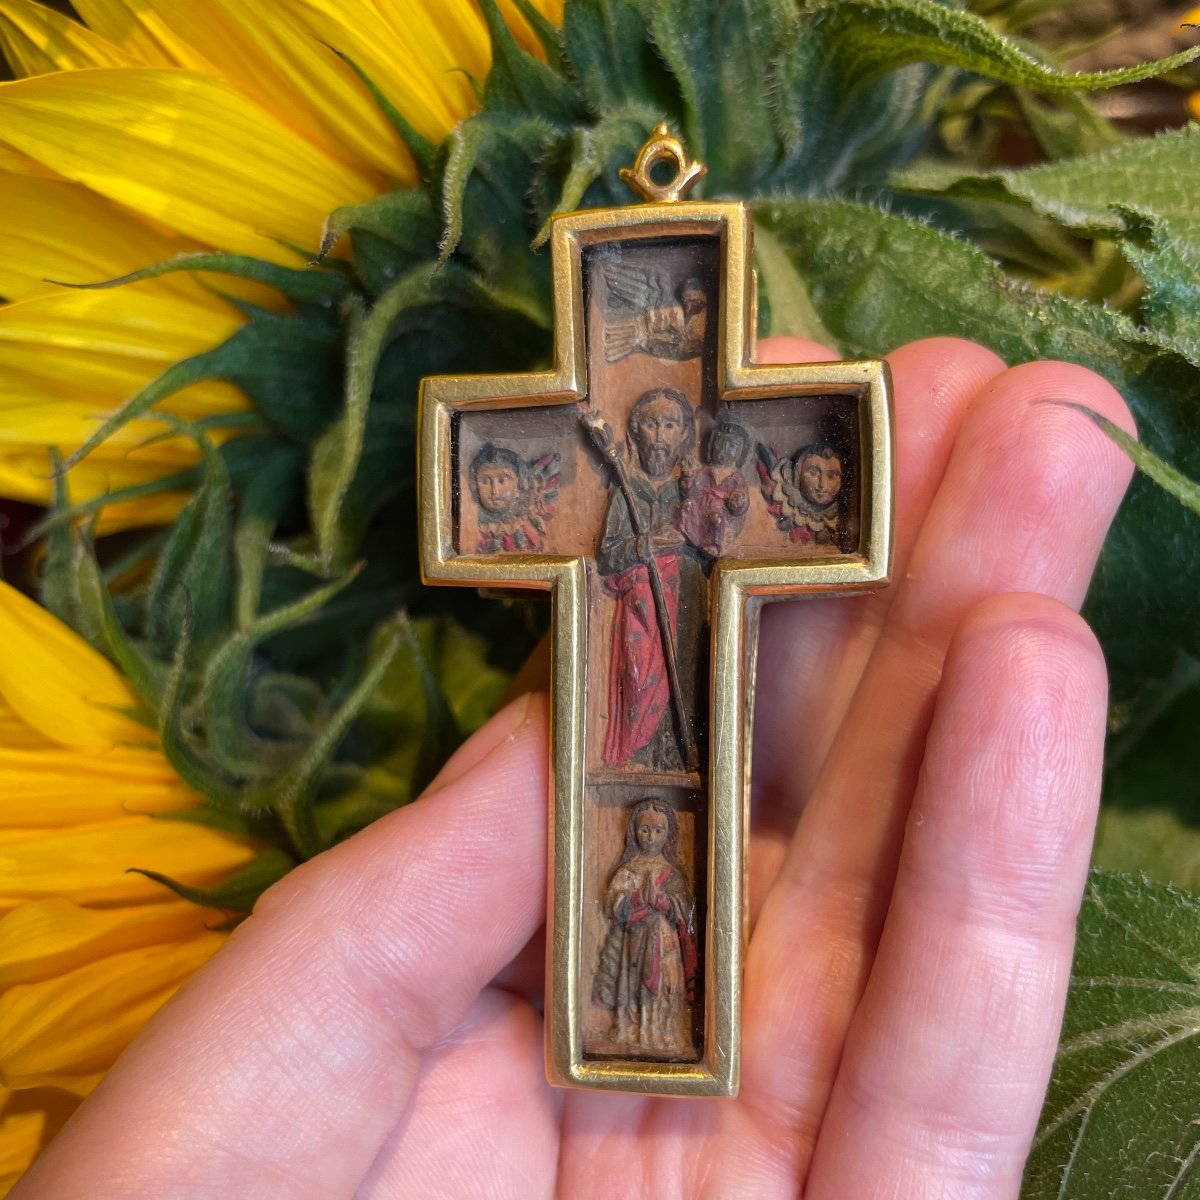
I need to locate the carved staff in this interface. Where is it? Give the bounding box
[580,409,698,773]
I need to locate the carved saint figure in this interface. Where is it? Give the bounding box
[757,439,846,548]
[680,417,751,558]
[593,798,698,1057]
[468,443,560,553]
[602,262,707,362]
[596,388,705,770]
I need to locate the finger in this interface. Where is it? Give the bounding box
[799,361,1133,892]
[755,334,838,364]
[357,990,557,1200]
[744,359,1133,1161]
[750,339,1006,889]
[806,594,1107,1198]
[424,688,545,794]
[16,694,550,1199]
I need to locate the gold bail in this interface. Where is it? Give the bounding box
[619,124,707,203]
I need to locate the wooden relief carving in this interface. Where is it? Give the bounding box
[592,796,698,1059]
[451,231,864,1069]
[757,440,849,549]
[467,444,560,553]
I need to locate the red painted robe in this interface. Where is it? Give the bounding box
[601,552,681,766]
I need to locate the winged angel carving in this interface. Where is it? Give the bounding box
[468,444,561,553]
[602,262,707,363]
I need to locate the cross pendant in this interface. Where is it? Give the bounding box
[419,128,894,1097]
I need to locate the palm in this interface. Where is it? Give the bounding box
[19,338,1132,1200]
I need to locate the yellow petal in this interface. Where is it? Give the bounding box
[1178,7,1200,33]
[0,0,131,75]
[68,0,212,70]
[0,173,216,304]
[0,290,247,517]
[0,898,221,986]
[0,1105,43,1189]
[0,139,58,177]
[0,1087,76,1190]
[0,816,259,909]
[133,0,410,185]
[0,69,380,263]
[375,0,494,91]
[0,403,218,470]
[0,290,246,416]
[0,450,192,532]
[0,699,52,750]
[0,745,197,826]
[283,0,477,141]
[0,581,152,749]
[0,932,225,1088]
[497,0,564,53]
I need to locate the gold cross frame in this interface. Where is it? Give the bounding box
[419,129,894,1097]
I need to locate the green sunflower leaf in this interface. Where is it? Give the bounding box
[438,110,559,314]
[1023,870,1200,1198]
[1013,89,1123,163]
[534,105,661,245]
[477,0,582,122]
[754,225,839,345]
[309,292,382,572]
[1123,217,1200,360]
[893,126,1200,246]
[196,564,363,780]
[319,189,439,280]
[562,0,677,115]
[309,263,546,570]
[319,613,512,842]
[629,0,793,192]
[200,311,344,443]
[804,0,1200,91]
[362,614,460,801]
[231,442,305,631]
[243,612,406,858]
[74,540,166,709]
[129,846,297,916]
[38,451,84,635]
[1097,658,1200,891]
[156,599,242,810]
[30,468,204,540]
[754,197,1200,704]
[142,422,233,656]
[508,0,568,71]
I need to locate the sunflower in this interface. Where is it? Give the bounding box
[0,0,561,1186]
[0,0,562,530]
[0,578,262,1190]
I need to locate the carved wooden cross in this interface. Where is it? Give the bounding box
[420,130,893,1097]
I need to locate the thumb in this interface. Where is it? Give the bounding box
[16,694,550,1198]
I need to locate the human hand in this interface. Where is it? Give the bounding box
[14,337,1132,1199]
[651,527,687,547]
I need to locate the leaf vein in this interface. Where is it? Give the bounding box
[1071,976,1200,1001]
[1036,1024,1200,1149]
[1090,886,1200,983]
[1057,1007,1200,1056]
